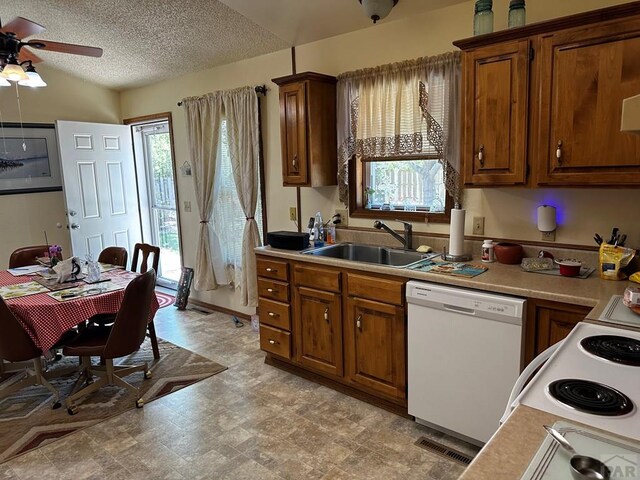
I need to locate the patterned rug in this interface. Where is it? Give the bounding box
[156,291,175,308]
[0,338,226,463]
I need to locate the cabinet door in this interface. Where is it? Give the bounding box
[279,82,308,185]
[524,299,591,366]
[536,18,640,185]
[294,286,342,376]
[462,40,530,186]
[345,297,406,400]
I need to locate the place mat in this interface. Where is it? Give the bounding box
[99,263,123,273]
[521,421,640,479]
[6,265,49,276]
[47,281,123,302]
[408,260,488,278]
[524,266,595,279]
[0,281,50,300]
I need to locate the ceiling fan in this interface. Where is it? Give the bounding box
[0,16,102,86]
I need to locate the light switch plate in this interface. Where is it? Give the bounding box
[541,230,556,242]
[184,201,191,212]
[472,216,485,235]
[289,207,297,222]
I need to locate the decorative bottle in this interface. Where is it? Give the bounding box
[482,239,495,263]
[508,0,526,28]
[313,212,325,248]
[473,0,494,36]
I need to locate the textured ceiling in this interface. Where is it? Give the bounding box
[1,0,468,91]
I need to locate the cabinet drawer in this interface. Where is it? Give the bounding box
[347,273,405,306]
[258,278,290,302]
[294,264,341,293]
[260,325,291,359]
[257,257,289,281]
[259,298,291,330]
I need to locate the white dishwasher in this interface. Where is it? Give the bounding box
[407,281,525,446]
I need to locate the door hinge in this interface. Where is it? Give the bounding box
[529,47,535,61]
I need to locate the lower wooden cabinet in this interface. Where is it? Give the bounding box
[345,297,406,400]
[524,298,591,366]
[294,286,343,376]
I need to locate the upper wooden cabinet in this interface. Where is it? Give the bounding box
[272,72,338,187]
[536,18,640,185]
[455,2,640,188]
[462,40,530,186]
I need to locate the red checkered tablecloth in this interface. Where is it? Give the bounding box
[0,269,160,352]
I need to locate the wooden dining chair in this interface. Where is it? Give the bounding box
[97,246,128,268]
[131,243,161,360]
[63,270,156,414]
[0,298,62,409]
[9,245,49,268]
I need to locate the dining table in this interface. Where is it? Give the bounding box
[0,265,160,353]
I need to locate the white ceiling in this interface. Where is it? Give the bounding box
[2,0,468,91]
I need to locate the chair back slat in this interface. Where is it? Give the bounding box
[9,245,50,268]
[0,298,41,362]
[104,270,156,359]
[130,243,160,274]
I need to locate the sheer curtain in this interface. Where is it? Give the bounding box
[336,52,462,206]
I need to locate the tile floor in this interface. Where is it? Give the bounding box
[0,305,478,480]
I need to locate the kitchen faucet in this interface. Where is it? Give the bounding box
[373,220,413,250]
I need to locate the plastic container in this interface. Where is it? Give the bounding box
[555,259,582,277]
[326,224,336,245]
[508,0,526,28]
[474,0,494,36]
[481,239,495,263]
[313,212,324,247]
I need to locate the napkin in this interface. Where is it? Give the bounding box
[53,257,81,283]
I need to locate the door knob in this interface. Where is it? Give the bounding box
[70,223,80,230]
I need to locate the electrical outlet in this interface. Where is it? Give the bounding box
[335,209,348,227]
[472,216,485,235]
[289,207,297,222]
[184,201,191,212]
[541,230,556,242]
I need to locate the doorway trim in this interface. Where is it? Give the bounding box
[123,112,184,278]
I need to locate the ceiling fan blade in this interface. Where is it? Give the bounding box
[18,47,43,64]
[0,17,45,38]
[26,39,103,57]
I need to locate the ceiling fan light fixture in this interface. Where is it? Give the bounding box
[0,58,28,82]
[359,0,399,24]
[18,64,47,87]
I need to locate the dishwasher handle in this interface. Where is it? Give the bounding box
[443,304,477,316]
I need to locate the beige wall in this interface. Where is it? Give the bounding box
[0,66,121,267]
[119,0,638,313]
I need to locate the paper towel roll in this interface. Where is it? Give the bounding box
[449,208,466,256]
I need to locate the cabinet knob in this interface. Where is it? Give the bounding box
[265,267,277,273]
[268,339,278,345]
[556,141,563,164]
[292,155,298,169]
[267,288,277,294]
[324,308,329,321]
[356,314,363,330]
[268,312,279,318]
[478,144,485,167]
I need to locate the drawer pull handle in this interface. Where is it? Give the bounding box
[478,144,484,167]
[268,339,279,345]
[556,140,563,164]
[268,312,279,318]
[356,314,363,330]
[267,288,278,294]
[324,308,329,321]
[265,267,277,273]
[292,155,297,169]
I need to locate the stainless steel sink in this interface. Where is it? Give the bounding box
[303,243,439,268]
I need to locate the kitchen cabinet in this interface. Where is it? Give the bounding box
[524,298,591,366]
[462,40,530,186]
[536,17,640,185]
[257,257,292,360]
[454,3,640,188]
[272,72,337,187]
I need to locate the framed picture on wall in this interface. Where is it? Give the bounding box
[0,123,62,195]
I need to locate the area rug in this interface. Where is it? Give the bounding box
[0,338,226,463]
[156,291,175,308]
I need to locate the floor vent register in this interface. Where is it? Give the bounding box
[414,437,475,466]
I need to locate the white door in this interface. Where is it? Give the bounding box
[56,120,142,263]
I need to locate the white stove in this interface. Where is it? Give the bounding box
[514,322,640,441]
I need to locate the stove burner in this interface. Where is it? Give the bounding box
[548,379,634,416]
[581,335,640,367]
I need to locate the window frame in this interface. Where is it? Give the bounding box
[348,155,453,224]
